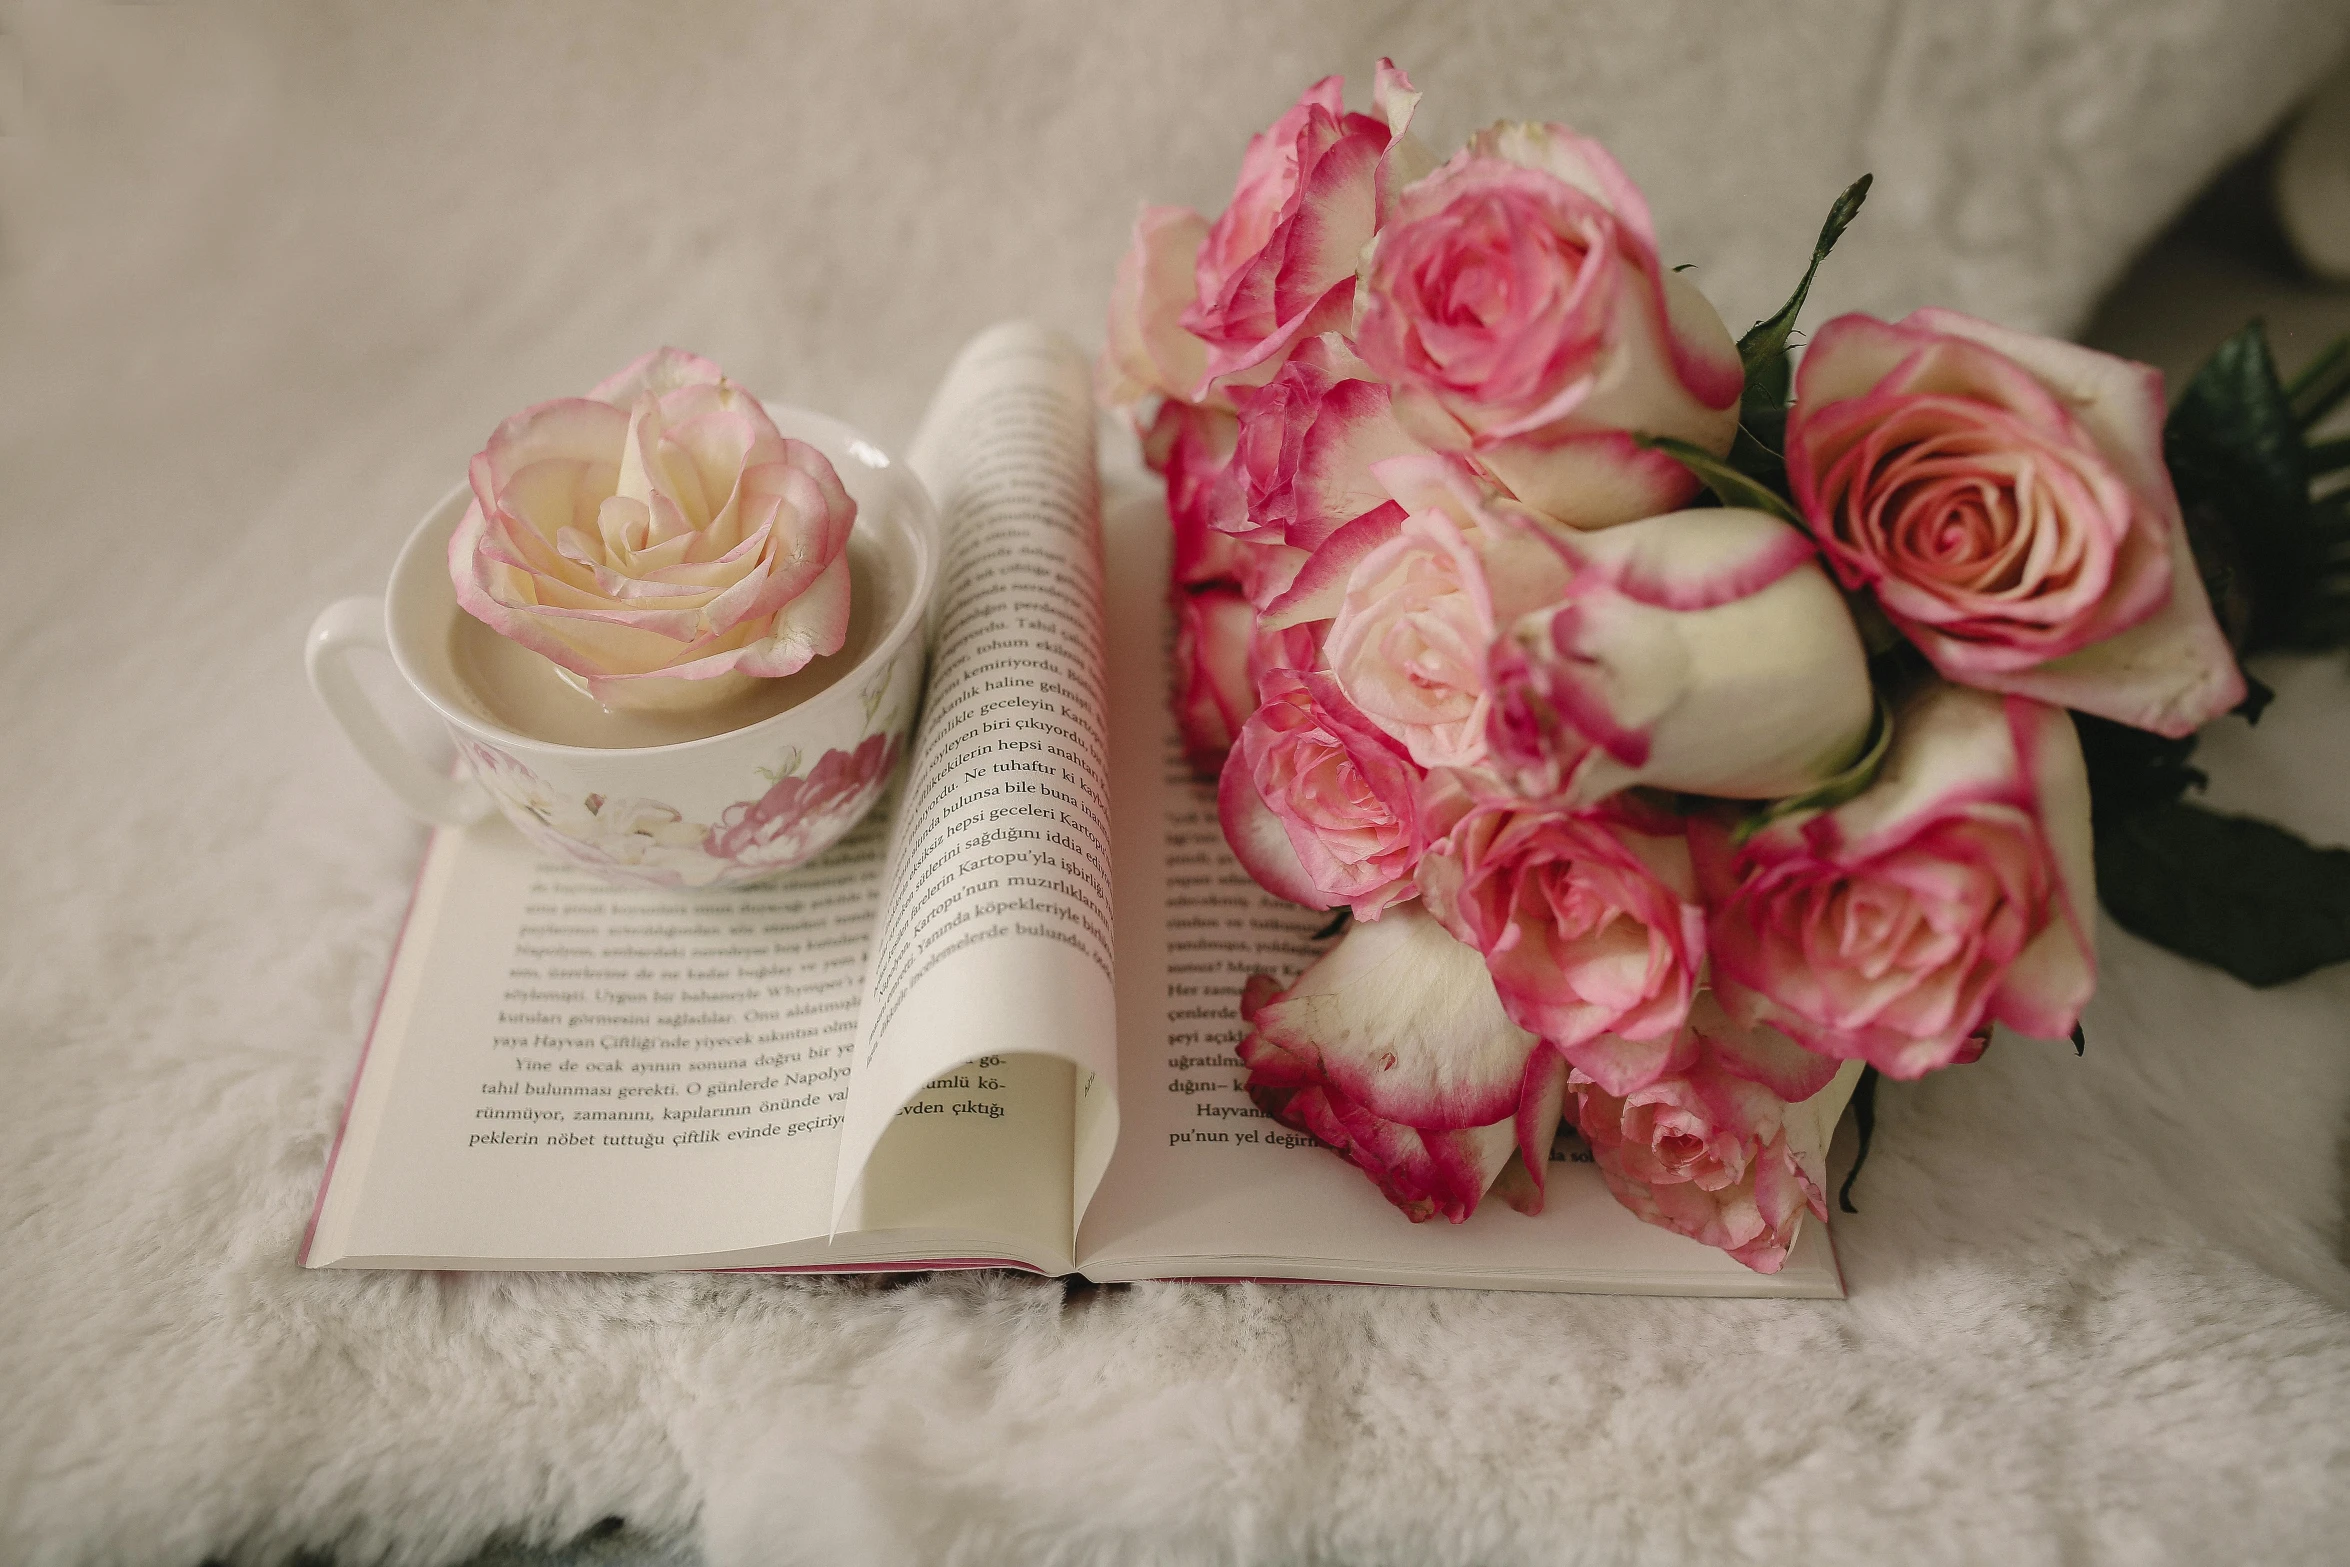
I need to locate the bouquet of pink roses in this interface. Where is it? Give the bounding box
[1102,62,2350,1272]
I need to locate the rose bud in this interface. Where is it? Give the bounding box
[1417,796,1706,1091]
[1786,309,2244,737]
[1352,121,1744,530]
[1237,906,1567,1222]
[1483,506,1876,807]
[1692,680,2096,1079]
[1572,992,1864,1274]
[1100,205,1216,414]
[1289,454,1571,770]
[1219,668,1428,917]
[1232,333,1427,549]
[449,347,856,713]
[1180,61,1432,398]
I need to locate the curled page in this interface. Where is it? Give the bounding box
[831,323,1119,1232]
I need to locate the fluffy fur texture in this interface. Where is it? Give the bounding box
[3,4,2348,1563]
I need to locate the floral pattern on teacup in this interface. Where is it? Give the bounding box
[455,733,902,889]
[703,731,903,875]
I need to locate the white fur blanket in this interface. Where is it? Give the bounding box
[4,4,2349,1563]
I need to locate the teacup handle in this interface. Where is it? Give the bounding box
[306,596,495,828]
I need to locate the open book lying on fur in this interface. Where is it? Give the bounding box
[303,324,1850,1296]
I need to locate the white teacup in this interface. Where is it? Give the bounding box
[308,407,937,889]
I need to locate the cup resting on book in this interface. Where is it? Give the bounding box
[306,404,939,889]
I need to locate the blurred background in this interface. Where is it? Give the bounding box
[6,1,2348,464]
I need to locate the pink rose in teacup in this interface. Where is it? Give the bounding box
[1352,121,1744,530]
[1691,681,2097,1079]
[449,347,857,714]
[1786,309,2244,737]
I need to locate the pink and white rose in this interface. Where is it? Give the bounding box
[1692,680,2096,1079]
[1231,333,1427,548]
[1171,585,1257,775]
[1179,62,1432,399]
[449,347,857,712]
[1786,309,2244,737]
[1417,797,1706,1090]
[1147,398,1312,609]
[1352,121,1744,530]
[1483,506,1875,806]
[1219,668,1428,917]
[1100,206,1217,413]
[1302,455,1570,769]
[1237,906,1567,1222]
[1572,992,1863,1274]
[1148,399,1250,568]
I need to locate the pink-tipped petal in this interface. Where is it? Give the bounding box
[1257,505,1406,630]
[1250,904,1543,1129]
[1218,741,1327,910]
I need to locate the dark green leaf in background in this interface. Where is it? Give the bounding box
[2094,800,2350,987]
[2166,324,2350,651]
[1836,1065,1879,1214]
[2075,711,2206,817]
[2286,335,2350,432]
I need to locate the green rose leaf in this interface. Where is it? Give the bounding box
[1635,434,1803,525]
[2165,323,2350,651]
[2093,799,2350,987]
[2286,334,2350,431]
[2075,710,2207,818]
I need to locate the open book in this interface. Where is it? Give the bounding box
[304,323,1849,1296]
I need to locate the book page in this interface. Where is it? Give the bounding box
[832,323,1120,1234]
[1075,448,1845,1297]
[304,801,1081,1270]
